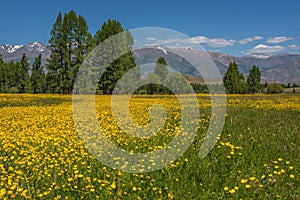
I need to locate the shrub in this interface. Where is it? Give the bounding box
[267,83,283,94]
[9,87,19,94]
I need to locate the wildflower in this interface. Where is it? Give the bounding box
[168,192,174,199]
[111,182,116,189]
[224,186,229,191]
[290,174,295,179]
[229,189,235,194]
[245,184,251,189]
[0,188,6,197]
[241,179,248,184]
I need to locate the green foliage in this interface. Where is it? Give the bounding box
[267,83,284,94]
[95,19,137,94]
[247,65,261,94]
[31,54,46,94]
[223,62,246,94]
[9,87,18,93]
[0,54,32,93]
[47,10,92,94]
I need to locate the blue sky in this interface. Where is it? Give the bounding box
[1,0,300,56]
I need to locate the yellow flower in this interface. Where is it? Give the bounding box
[132,186,137,192]
[241,179,248,184]
[234,186,239,190]
[229,189,235,194]
[0,188,7,197]
[278,158,283,161]
[168,192,174,199]
[261,175,266,179]
[224,186,229,191]
[111,182,117,189]
[290,174,295,179]
[245,184,251,189]
[249,177,256,181]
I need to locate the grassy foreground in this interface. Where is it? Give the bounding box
[0,94,299,199]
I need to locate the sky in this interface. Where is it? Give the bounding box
[1,0,300,56]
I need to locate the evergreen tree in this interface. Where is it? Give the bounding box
[19,53,31,93]
[95,19,137,94]
[247,65,261,94]
[47,12,63,93]
[223,62,242,94]
[47,10,92,94]
[153,57,169,94]
[31,55,45,93]
[0,55,9,93]
[154,57,168,80]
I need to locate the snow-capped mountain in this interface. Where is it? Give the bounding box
[1,42,299,84]
[0,44,24,54]
[245,54,271,59]
[0,42,51,64]
[134,47,300,84]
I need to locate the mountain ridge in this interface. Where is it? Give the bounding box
[1,42,299,84]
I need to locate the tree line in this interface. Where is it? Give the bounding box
[0,10,298,94]
[0,10,136,94]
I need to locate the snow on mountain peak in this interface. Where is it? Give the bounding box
[26,42,46,52]
[157,46,167,55]
[0,44,24,53]
[246,54,270,59]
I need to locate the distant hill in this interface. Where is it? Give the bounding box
[1,42,299,84]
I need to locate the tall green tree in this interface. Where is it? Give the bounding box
[31,54,45,93]
[47,12,63,93]
[95,19,137,94]
[47,10,92,94]
[223,62,246,94]
[19,53,31,93]
[247,65,261,94]
[0,55,9,93]
[154,57,168,81]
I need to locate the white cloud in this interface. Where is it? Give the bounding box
[156,36,236,48]
[267,36,293,43]
[247,44,285,54]
[288,44,300,50]
[146,37,157,41]
[239,36,263,44]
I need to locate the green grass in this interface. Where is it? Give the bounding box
[0,94,299,199]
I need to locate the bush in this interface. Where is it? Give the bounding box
[9,87,19,94]
[266,83,283,94]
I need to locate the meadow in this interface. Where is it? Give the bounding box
[0,94,299,199]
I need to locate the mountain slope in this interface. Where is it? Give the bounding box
[1,42,299,84]
[0,42,51,64]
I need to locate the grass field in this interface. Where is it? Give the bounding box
[0,94,299,199]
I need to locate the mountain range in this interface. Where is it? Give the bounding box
[0,42,299,84]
